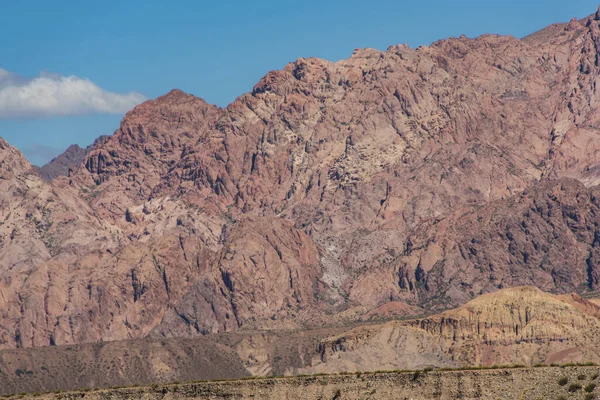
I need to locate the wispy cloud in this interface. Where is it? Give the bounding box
[0,68,147,119]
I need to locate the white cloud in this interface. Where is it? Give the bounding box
[0,68,147,119]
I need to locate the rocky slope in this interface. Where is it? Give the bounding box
[3,287,600,395]
[0,337,248,395]
[4,7,600,355]
[0,140,123,349]
[300,287,600,375]
[390,178,600,309]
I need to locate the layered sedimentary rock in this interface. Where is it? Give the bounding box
[309,287,600,374]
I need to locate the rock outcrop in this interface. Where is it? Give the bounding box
[390,179,600,309]
[310,287,600,374]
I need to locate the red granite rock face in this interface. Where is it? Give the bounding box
[5,10,600,349]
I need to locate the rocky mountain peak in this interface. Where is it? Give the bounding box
[0,137,32,178]
[122,88,219,121]
[38,143,88,180]
[154,88,214,107]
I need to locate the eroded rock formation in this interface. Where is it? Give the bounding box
[4,10,600,352]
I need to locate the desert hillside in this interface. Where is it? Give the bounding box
[19,366,600,400]
[2,287,600,395]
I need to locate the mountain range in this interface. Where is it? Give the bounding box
[3,6,600,393]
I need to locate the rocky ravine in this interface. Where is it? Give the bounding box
[4,7,600,353]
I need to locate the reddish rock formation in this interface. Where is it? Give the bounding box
[5,8,600,352]
[391,178,600,309]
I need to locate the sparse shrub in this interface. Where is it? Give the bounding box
[373,370,391,374]
[332,389,341,400]
[125,208,133,223]
[556,396,567,400]
[568,383,582,392]
[411,370,421,381]
[423,366,434,372]
[533,363,545,367]
[585,394,596,400]
[579,374,587,380]
[586,383,597,393]
[558,377,569,386]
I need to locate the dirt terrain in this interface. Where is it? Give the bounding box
[18,366,600,400]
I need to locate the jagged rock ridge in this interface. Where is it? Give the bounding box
[3,8,600,353]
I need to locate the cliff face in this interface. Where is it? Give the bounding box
[5,9,600,352]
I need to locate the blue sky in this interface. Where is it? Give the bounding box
[1,0,598,165]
